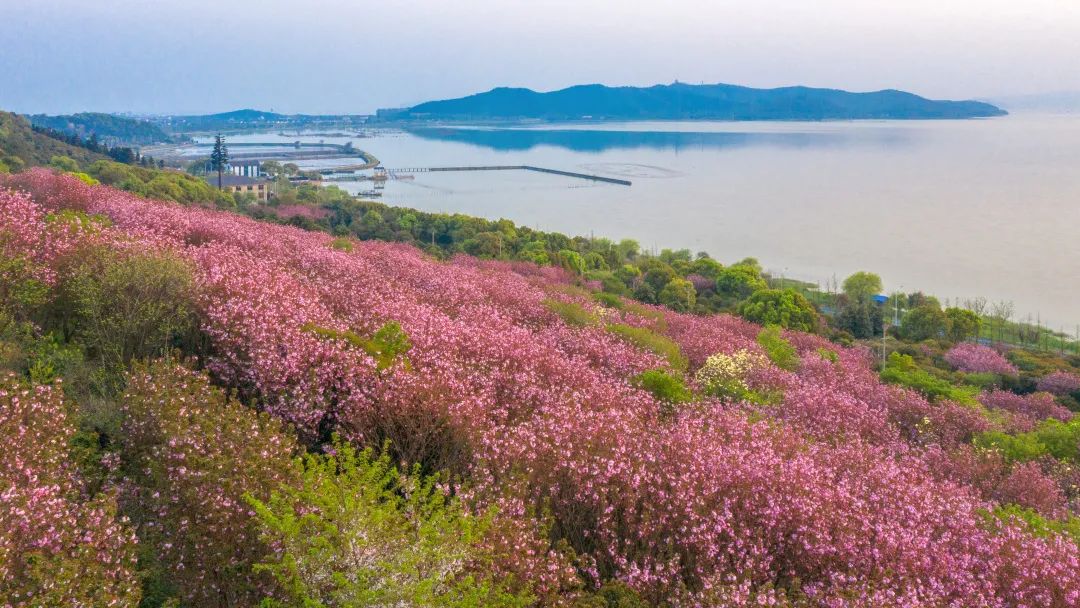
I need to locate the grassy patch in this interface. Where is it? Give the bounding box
[543,298,599,327]
[606,323,687,371]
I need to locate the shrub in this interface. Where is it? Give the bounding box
[980,390,1073,424]
[756,326,800,371]
[1033,418,1080,462]
[61,249,197,393]
[304,321,413,371]
[974,417,1080,464]
[640,260,677,292]
[1008,349,1053,374]
[71,172,100,186]
[738,289,818,332]
[880,352,979,405]
[1037,371,1080,396]
[330,236,354,252]
[593,291,624,309]
[25,331,84,384]
[0,376,141,606]
[987,505,1080,546]
[606,323,687,371]
[945,343,1018,375]
[695,349,769,402]
[633,369,692,417]
[974,431,1049,463]
[49,155,80,172]
[613,264,641,286]
[816,347,840,363]
[247,439,533,608]
[0,254,50,328]
[118,361,302,606]
[964,372,1001,390]
[574,581,649,608]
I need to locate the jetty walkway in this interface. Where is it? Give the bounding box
[381,165,631,186]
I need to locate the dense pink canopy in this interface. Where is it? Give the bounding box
[3,169,1079,606]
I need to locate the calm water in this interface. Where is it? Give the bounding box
[219,114,1080,326]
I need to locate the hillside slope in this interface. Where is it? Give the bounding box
[0,111,106,171]
[404,82,1007,120]
[1,169,1077,606]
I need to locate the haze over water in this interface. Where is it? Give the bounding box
[231,113,1080,326]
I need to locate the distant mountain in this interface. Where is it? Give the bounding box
[197,109,288,122]
[152,109,367,134]
[27,112,172,145]
[397,83,1007,121]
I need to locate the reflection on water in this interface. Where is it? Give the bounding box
[407,126,912,153]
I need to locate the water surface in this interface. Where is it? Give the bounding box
[221,115,1080,326]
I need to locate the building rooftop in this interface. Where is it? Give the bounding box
[204,175,266,187]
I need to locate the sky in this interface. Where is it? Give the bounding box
[2,0,1080,115]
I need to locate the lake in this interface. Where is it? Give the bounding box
[217,114,1080,327]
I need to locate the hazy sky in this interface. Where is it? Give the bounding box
[3,0,1079,115]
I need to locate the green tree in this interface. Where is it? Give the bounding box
[615,239,640,261]
[842,271,883,304]
[260,160,282,177]
[715,264,767,302]
[737,289,818,332]
[639,260,677,292]
[834,301,883,339]
[557,249,585,275]
[900,303,949,341]
[463,231,505,258]
[614,264,641,286]
[209,133,229,189]
[247,440,532,608]
[689,256,723,280]
[583,251,609,271]
[945,307,980,342]
[517,241,550,265]
[658,277,696,312]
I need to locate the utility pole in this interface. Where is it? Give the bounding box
[882,319,887,364]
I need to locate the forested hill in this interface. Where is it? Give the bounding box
[0,111,107,171]
[153,109,367,133]
[400,82,1007,121]
[27,112,171,144]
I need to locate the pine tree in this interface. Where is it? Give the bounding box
[210,134,229,189]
